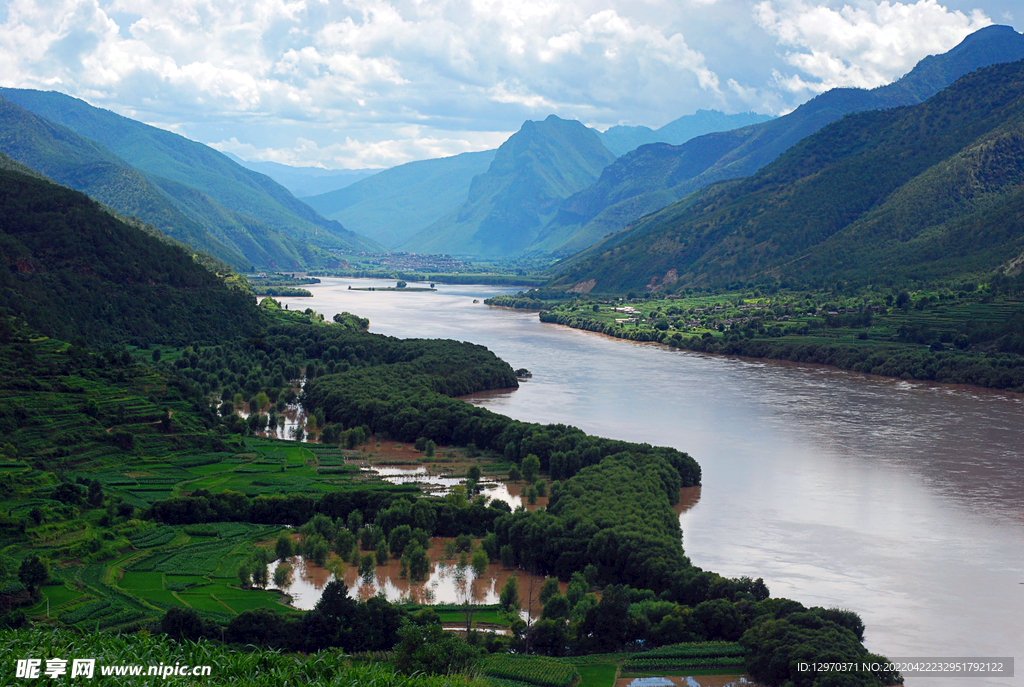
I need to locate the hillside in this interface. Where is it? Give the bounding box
[598,110,775,156]
[401,116,616,257]
[554,59,1024,293]
[0,88,380,256]
[0,96,248,268]
[543,25,1024,257]
[0,168,258,345]
[304,150,496,248]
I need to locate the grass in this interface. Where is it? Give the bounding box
[575,664,617,687]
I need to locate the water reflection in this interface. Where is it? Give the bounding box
[267,553,550,617]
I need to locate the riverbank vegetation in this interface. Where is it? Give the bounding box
[488,277,1024,392]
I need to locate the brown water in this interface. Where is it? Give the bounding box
[279,278,1024,687]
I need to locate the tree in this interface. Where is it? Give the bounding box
[161,608,203,642]
[466,465,482,482]
[17,556,48,592]
[500,545,515,568]
[471,549,489,577]
[393,623,478,676]
[407,545,430,582]
[87,480,104,508]
[509,465,522,482]
[539,577,560,606]
[237,561,251,587]
[275,534,293,561]
[273,562,293,587]
[499,575,520,614]
[359,554,376,584]
[521,454,540,483]
[425,440,436,458]
[151,348,162,363]
[376,539,390,565]
[396,281,407,289]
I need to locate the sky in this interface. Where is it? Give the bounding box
[0,0,1020,169]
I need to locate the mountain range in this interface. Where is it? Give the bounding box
[0,89,379,270]
[399,116,617,257]
[553,58,1024,293]
[304,150,496,248]
[223,154,379,197]
[597,110,775,157]
[538,24,1024,260]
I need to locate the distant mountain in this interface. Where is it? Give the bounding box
[222,154,380,197]
[0,96,247,268]
[305,150,496,248]
[0,88,380,256]
[544,25,1024,258]
[401,116,616,257]
[0,166,258,345]
[553,59,1024,293]
[598,110,775,156]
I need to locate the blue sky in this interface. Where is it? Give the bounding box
[1,0,1019,169]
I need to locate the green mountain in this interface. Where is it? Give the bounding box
[544,25,1024,258]
[304,150,495,248]
[0,96,248,268]
[0,167,258,345]
[598,110,775,156]
[0,88,380,255]
[553,59,1024,293]
[400,116,616,257]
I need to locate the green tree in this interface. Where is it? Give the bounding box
[509,465,522,482]
[273,562,293,587]
[499,575,520,614]
[393,623,478,676]
[425,440,436,458]
[539,577,560,606]
[237,561,251,587]
[521,454,540,483]
[275,534,293,561]
[359,554,376,584]
[407,546,430,582]
[161,608,203,642]
[17,556,48,592]
[376,539,390,566]
[471,548,489,577]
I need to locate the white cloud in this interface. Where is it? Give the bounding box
[0,0,1010,167]
[754,0,993,92]
[210,128,512,168]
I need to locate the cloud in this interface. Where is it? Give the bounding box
[754,0,992,93]
[209,128,512,169]
[0,0,1008,167]
[0,0,737,166]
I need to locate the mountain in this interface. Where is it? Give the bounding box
[543,25,1024,258]
[553,59,1024,293]
[0,88,380,256]
[222,154,380,197]
[400,116,616,257]
[0,96,248,268]
[598,110,775,156]
[304,150,496,248]
[0,167,258,345]
[0,96,354,270]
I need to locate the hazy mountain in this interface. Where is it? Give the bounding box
[0,96,248,268]
[304,150,496,248]
[0,88,380,255]
[598,110,775,156]
[553,59,1024,293]
[543,25,1024,259]
[400,116,616,257]
[222,153,379,197]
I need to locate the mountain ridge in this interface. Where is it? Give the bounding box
[552,59,1024,293]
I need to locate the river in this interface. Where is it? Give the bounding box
[277,277,1024,687]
